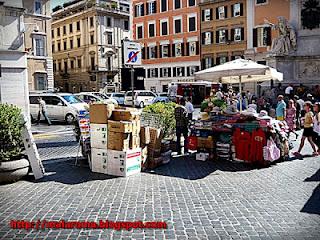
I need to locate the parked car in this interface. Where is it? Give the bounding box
[29,93,88,124]
[105,92,125,105]
[124,90,157,108]
[152,92,170,103]
[75,92,118,105]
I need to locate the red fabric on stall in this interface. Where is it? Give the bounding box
[233,128,251,162]
[249,128,267,163]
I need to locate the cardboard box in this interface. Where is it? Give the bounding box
[196,153,209,161]
[112,108,140,121]
[140,126,150,145]
[107,132,130,151]
[132,120,141,135]
[90,124,108,149]
[108,120,133,133]
[90,104,114,124]
[107,148,141,177]
[91,148,108,173]
[197,137,214,149]
[130,134,140,149]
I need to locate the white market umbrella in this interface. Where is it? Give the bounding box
[194,59,283,111]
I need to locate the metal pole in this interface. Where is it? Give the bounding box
[239,75,242,113]
[131,66,135,107]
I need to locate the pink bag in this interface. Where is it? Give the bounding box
[263,139,281,162]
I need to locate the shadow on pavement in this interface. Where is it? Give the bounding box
[301,168,320,215]
[36,141,78,149]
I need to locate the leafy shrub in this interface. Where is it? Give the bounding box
[0,104,24,161]
[143,102,177,139]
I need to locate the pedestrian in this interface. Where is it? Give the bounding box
[294,95,302,129]
[174,98,189,155]
[294,101,318,157]
[286,100,298,139]
[185,97,194,121]
[313,102,320,154]
[216,88,224,100]
[276,95,286,121]
[37,97,51,126]
[285,84,294,98]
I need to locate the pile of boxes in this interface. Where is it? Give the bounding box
[90,104,142,177]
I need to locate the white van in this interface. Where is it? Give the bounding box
[29,92,88,124]
[124,90,156,108]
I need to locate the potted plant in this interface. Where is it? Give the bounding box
[0,104,29,183]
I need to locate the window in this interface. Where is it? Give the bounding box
[175,42,182,57]
[70,60,74,69]
[161,45,169,58]
[53,61,56,72]
[78,58,82,69]
[107,32,112,45]
[63,25,66,35]
[188,16,196,32]
[150,68,158,78]
[136,25,143,39]
[204,57,212,69]
[148,23,155,37]
[52,43,55,53]
[202,32,213,45]
[106,17,112,27]
[149,46,157,59]
[77,21,80,31]
[176,67,184,77]
[218,56,228,64]
[57,42,61,51]
[90,17,94,27]
[189,66,199,75]
[63,40,67,50]
[90,34,94,44]
[35,1,42,15]
[57,28,60,36]
[58,62,61,71]
[77,36,81,47]
[147,1,156,14]
[234,28,241,41]
[189,41,197,56]
[161,0,167,12]
[203,9,212,21]
[70,39,73,49]
[217,29,227,43]
[91,56,95,71]
[232,3,243,17]
[217,6,227,19]
[69,23,73,33]
[161,68,171,78]
[51,29,54,38]
[256,0,267,4]
[34,36,45,56]
[254,27,271,47]
[161,20,168,36]
[174,0,181,9]
[124,20,129,30]
[107,56,112,71]
[135,4,144,17]
[188,0,196,7]
[35,74,47,90]
[174,18,182,34]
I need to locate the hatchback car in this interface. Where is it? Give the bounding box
[75,92,118,105]
[152,92,170,103]
[124,90,156,108]
[105,92,125,105]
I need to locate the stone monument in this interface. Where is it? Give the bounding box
[267,0,320,87]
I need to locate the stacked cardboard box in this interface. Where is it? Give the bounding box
[90,104,142,177]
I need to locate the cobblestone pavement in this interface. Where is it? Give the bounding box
[0,124,319,239]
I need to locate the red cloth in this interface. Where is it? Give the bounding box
[249,128,266,163]
[233,128,251,162]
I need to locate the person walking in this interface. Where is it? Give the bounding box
[294,101,318,157]
[313,102,320,154]
[185,97,194,121]
[174,98,189,155]
[37,97,51,126]
[286,100,298,139]
[276,95,286,121]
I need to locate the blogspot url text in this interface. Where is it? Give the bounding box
[10,220,167,230]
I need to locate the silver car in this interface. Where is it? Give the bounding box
[29,93,88,124]
[75,92,118,105]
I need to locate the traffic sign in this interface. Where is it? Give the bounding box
[123,41,142,66]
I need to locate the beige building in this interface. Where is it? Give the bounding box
[23,0,54,90]
[51,0,130,93]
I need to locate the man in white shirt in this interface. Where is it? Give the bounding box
[185,97,194,121]
[285,84,294,97]
[216,88,223,100]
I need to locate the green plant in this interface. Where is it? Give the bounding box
[111,1,118,9]
[143,102,177,139]
[0,104,24,161]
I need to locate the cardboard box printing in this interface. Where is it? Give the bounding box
[91,148,108,173]
[90,124,108,149]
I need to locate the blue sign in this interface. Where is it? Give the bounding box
[128,51,138,63]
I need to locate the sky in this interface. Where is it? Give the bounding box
[51,0,68,9]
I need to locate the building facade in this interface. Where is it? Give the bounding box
[132,0,201,92]
[245,0,290,64]
[0,0,30,120]
[23,0,54,91]
[200,0,247,70]
[52,0,130,93]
